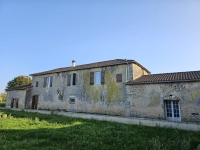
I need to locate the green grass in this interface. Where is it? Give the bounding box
[0,109,200,150]
[0,102,5,107]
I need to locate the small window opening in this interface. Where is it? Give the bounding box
[36,81,39,87]
[70,98,75,104]
[116,74,122,82]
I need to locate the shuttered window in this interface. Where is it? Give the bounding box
[43,76,53,87]
[36,81,39,87]
[95,72,101,84]
[116,74,122,82]
[90,72,94,85]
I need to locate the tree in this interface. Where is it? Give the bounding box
[6,75,32,89]
[0,92,6,102]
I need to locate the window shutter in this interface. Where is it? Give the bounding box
[90,72,94,85]
[73,73,76,85]
[101,71,105,84]
[67,74,71,86]
[50,76,53,87]
[43,77,46,87]
[16,99,18,108]
[116,74,122,82]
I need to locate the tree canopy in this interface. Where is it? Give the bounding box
[6,75,32,89]
[0,92,6,102]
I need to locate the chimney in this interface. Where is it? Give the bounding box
[72,60,76,67]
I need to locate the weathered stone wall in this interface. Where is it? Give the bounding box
[132,64,149,79]
[6,90,26,109]
[31,64,135,116]
[126,82,200,122]
[25,88,32,109]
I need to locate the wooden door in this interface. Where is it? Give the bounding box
[11,99,14,108]
[32,95,38,109]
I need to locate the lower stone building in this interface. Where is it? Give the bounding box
[126,71,200,122]
[6,84,32,109]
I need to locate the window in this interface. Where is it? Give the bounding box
[165,100,181,122]
[116,74,122,82]
[95,72,101,84]
[67,73,76,86]
[43,76,53,87]
[90,71,105,85]
[36,81,39,87]
[69,98,75,104]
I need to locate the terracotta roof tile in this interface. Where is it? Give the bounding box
[30,59,150,76]
[126,70,200,84]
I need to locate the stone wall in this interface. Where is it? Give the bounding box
[126,82,200,122]
[6,90,26,109]
[132,64,149,80]
[31,64,141,116]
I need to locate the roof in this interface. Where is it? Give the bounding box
[126,70,200,85]
[30,59,150,76]
[6,83,32,91]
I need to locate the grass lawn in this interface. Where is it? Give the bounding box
[0,102,5,107]
[0,109,200,150]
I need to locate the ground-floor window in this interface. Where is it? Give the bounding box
[165,100,181,122]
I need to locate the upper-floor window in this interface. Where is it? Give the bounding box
[43,76,53,87]
[90,71,104,85]
[36,81,39,87]
[116,74,122,82]
[95,72,101,84]
[67,73,76,86]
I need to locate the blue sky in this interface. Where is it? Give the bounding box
[0,0,200,93]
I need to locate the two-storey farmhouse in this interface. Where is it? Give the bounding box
[6,59,200,123]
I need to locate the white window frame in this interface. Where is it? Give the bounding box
[165,100,181,122]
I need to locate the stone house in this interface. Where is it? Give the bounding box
[5,59,200,123]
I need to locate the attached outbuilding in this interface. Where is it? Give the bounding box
[5,84,32,109]
[126,71,200,122]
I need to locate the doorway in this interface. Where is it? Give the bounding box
[165,100,181,122]
[32,95,38,109]
[11,98,18,108]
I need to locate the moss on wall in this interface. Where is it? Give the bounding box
[189,88,200,103]
[148,91,160,107]
[105,71,120,104]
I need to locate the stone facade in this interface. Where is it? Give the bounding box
[6,90,26,109]
[6,59,200,123]
[126,82,200,122]
[30,63,147,116]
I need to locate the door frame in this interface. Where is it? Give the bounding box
[31,95,39,109]
[11,98,18,108]
[164,100,181,122]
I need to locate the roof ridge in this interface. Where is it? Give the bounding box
[143,70,200,76]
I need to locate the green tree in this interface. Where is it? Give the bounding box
[6,75,32,89]
[0,92,7,102]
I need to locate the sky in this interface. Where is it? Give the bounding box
[0,0,200,93]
